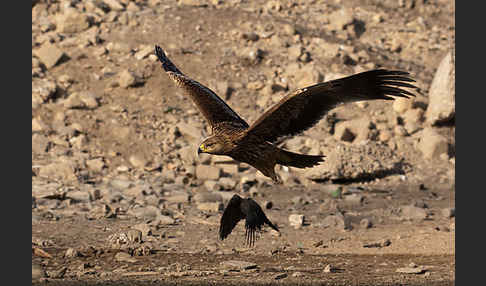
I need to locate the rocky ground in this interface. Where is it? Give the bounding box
[32,0,455,285]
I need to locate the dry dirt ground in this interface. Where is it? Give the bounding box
[32,0,455,285]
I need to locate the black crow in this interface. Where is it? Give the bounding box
[219,194,279,246]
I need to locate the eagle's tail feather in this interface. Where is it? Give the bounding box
[276,149,325,169]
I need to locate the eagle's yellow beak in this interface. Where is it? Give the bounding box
[197,144,205,155]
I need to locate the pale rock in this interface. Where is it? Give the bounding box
[393,97,414,114]
[196,165,221,180]
[38,161,77,182]
[334,118,372,143]
[33,42,65,69]
[288,214,305,228]
[103,0,125,11]
[118,69,138,88]
[86,158,105,172]
[327,8,354,31]
[32,118,49,132]
[218,177,237,190]
[400,205,428,220]
[134,45,153,60]
[175,122,203,142]
[56,8,91,33]
[197,202,224,212]
[129,154,148,169]
[426,52,455,125]
[417,127,449,160]
[193,191,223,203]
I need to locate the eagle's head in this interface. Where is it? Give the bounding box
[198,136,226,155]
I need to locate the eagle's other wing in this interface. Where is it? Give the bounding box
[155,45,249,130]
[244,69,416,143]
[219,195,246,240]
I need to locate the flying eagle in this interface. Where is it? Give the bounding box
[155,45,416,183]
[219,194,279,246]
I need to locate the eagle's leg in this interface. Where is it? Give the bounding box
[256,165,282,184]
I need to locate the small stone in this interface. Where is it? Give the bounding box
[288,214,305,228]
[334,125,355,142]
[56,8,91,33]
[32,263,47,280]
[132,223,152,237]
[146,216,174,228]
[323,264,337,273]
[129,154,148,169]
[274,273,288,280]
[128,205,161,220]
[218,177,237,190]
[281,23,296,35]
[67,190,91,202]
[360,218,372,229]
[441,207,455,218]
[400,205,428,220]
[193,191,223,203]
[327,8,354,31]
[175,122,203,141]
[197,202,223,212]
[219,163,239,174]
[103,0,125,11]
[118,69,138,88]
[396,266,426,274]
[64,248,81,258]
[38,161,77,182]
[48,267,68,279]
[292,271,304,277]
[165,192,190,203]
[126,229,142,243]
[334,118,372,143]
[363,238,391,248]
[32,118,49,132]
[196,165,221,180]
[417,127,449,160]
[34,42,65,69]
[32,78,58,106]
[242,32,259,41]
[393,97,414,114]
[135,45,153,60]
[220,260,257,270]
[378,129,392,142]
[319,214,347,229]
[86,158,105,172]
[402,108,424,125]
[115,252,137,263]
[344,193,364,205]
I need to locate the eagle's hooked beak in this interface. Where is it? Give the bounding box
[197,144,205,155]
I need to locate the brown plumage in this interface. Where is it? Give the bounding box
[155,45,417,183]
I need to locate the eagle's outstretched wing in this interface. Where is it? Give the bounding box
[244,69,416,143]
[155,45,249,130]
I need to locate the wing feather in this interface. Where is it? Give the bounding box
[244,69,417,143]
[219,195,245,240]
[155,45,249,130]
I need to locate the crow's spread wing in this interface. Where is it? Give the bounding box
[219,195,245,240]
[244,198,279,246]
